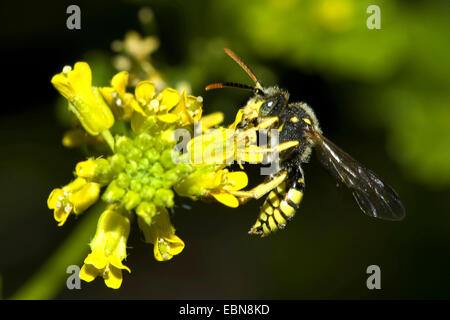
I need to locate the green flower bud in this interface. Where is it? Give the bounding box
[154,189,174,208]
[130,179,142,192]
[138,158,150,169]
[136,201,157,225]
[126,160,138,175]
[140,186,155,201]
[141,176,150,185]
[145,149,160,162]
[116,136,133,155]
[160,149,175,169]
[149,163,164,177]
[150,179,162,189]
[116,172,130,189]
[102,180,126,202]
[135,133,154,150]
[162,169,180,188]
[122,190,141,210]
[127,147,142,161]
[109,154,127,173]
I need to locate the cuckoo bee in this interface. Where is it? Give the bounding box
[206,48,405,237]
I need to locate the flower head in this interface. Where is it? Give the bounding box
[49,53,256,290]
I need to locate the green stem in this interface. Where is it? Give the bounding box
[11,202,106,300]
[101,129,115,152]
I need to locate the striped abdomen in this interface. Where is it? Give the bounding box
[249,173,305,237]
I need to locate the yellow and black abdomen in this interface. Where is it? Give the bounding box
[249,168,305,236]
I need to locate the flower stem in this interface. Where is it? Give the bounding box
[101,129,115,152]
[10,202,106,300]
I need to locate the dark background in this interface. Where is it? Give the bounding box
[1,0,449,299]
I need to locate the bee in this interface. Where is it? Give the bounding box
[206,48,405,237]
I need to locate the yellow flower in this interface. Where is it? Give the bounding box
[174,168,248,208]
[136,81,181,119]
[208,170,248,208]
[51,62,115,135]
[99,71,142,121]
[138,207,185,261]
[79,205,131,289]
[47,177,100,226]
[131,82,209,131]
[123,31,159,62]
[170,90,204,126]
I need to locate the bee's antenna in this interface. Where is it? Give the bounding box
[205,82,254,92]
[224,47,262,89]
[205,82,264,96]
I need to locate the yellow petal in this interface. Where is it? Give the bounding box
[157,113,179,123]
[75,159,96,178]
[109,255,131,273]
[135,81,155,105]
[129,98,147,117]
[159,88,180,111]
[47,189,65,209]
[69,182,100,214]
[186,94,203,122]
[170,90,190,124]
[79,263,102,283]
[84,252,108,270]
[104,265,123,289]
[110,71,129,95]
[165,234,185,256]
[67,62,92,92]
[153,234,184,261]
[154,242,173,261]
[211,192,239,208]
[54,206,72,227]
[225,171,248,190]
[51,73,75,100]
[98,87,115,106]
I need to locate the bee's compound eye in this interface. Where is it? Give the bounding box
[260,99,276,116]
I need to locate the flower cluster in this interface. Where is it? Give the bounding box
[49,58,251,289]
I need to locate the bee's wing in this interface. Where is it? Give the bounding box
[308,129,405,221]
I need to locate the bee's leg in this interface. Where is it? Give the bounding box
[249,140,299,153]
[253,116,279,130]
[229,171,288,204]
[238,140,299,164]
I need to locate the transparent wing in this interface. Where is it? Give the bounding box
[308,129,405,221]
